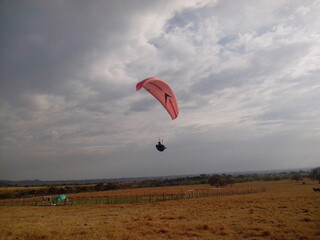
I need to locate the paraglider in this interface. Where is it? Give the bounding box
[136,77,179,151]
[136,77,179,120]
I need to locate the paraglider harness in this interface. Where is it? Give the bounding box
[156,140,166,152]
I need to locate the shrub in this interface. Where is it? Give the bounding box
[0,192,13,199]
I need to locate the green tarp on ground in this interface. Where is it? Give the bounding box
[52,194,67,203]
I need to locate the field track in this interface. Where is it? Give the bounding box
[0,180,319,240]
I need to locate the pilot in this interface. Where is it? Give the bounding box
[156,141,166,152]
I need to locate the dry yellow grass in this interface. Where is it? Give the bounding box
[0,180,319,240]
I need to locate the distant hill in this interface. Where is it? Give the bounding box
[0,167,312,187]
[0,176,167,187]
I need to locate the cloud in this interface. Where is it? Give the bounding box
[1,0,319,180]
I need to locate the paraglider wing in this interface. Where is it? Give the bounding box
[136,77,179,120]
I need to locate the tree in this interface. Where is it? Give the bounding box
[95,183,105,191]
[48,186,58,194]
[208,175,225,188]
[309,167,320,183]
[224,177,236,186]
[291,173,302,183]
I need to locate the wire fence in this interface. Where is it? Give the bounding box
[0,187,266,206]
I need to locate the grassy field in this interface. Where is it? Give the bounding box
[0,180,319,240]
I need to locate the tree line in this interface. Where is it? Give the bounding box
[208,167,320,187]
[1,167,319,199]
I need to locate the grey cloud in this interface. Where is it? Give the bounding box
[69,81,132,114]
[258,83,320,123]
[0,0,161,106]
[128,96,160,113]
[192,42,312,95]
[1,0,320,180]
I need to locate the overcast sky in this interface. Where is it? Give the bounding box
[1,0,319,181]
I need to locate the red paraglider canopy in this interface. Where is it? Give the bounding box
[136,77,179,120]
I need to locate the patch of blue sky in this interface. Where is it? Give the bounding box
[255,24,277,36]
[217,35,237,47]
